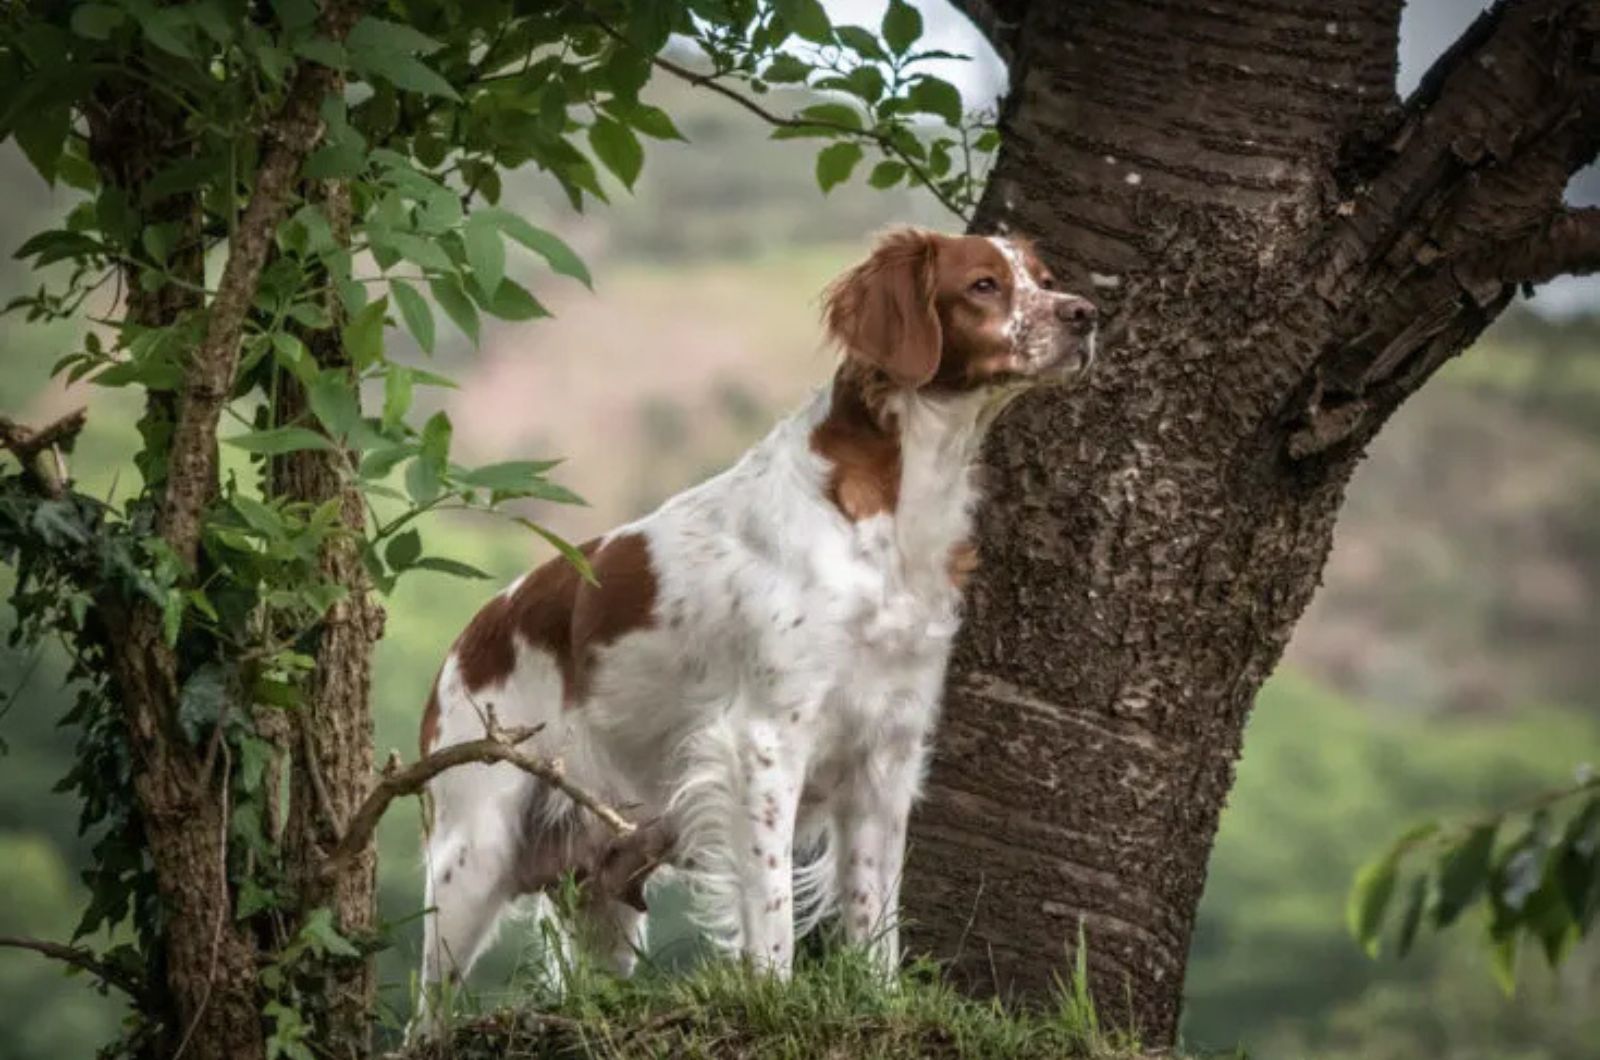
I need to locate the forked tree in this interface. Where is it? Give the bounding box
[902,0,1600,1045]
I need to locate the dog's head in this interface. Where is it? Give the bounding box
[823,227,1097,393]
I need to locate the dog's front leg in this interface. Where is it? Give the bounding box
[835,743,923,976]
[736,715,806,974]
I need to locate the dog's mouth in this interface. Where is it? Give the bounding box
[1027,327,1097,384]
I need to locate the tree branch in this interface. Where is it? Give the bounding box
[157,1,362,569]
[1489,206,1600,283]
[0,408,87,498]
[319,709,635,882]
[1317,0,1600,309]
[0,935,146,1001]
[579,7,972,223]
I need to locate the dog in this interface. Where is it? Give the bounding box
[413,227,1096,1022]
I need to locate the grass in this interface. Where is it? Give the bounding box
[401,940,1158,1060]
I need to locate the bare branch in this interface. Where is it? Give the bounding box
[1317,0,1600,309]
[320,709,635,881]
[0,408,87,498]
[1488,206,1600,284]
[0,935,146,1001]
[157,1,363,569]
[579,7,972,223]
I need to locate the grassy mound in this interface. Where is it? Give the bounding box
[402,946,1159,1059]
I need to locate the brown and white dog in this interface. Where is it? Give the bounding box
[413,227,1095,1025]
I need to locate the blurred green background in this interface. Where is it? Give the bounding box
[4,4,1600,1057]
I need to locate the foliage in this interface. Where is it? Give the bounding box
[1350,771,1599,992]
[0,1,990,1055]
[1186,669,1600,1059]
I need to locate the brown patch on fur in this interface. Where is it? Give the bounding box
[448,533,658,706]
[419,678,442,755]
[823,229,942,387]
[513,815,677,913]
[811,364,902,521]
[947,539,980,589]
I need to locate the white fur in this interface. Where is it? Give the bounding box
[411,237,1078,1035]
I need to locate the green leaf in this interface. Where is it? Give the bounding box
[412,556,492,579]
[517,518,596,586]
[1436,825,1497,928]
[341,295,388,369]
[816,142,864,193]
[774,0,832,43]
[882,0,923,55]
[611,100,685,141]
[429,276,480,344]
[383,366,413,429]
[834,25,887,62]
[381,231,454,273]
[868,160,907,188]
[1395,873,1428,958]
[796,102,863,131]
[225,427,334,455]
[351,48,460,100]
[482,278,548,322]
[346,17,445,56]
[389,278,435,354]
[763,53,812,84]
[481,209,592,288]
[1348,854,1399,957]
[300,907,361,958]
[385,528,422,570]
[588,117,644,190]
[71,4,126,40]
[908,77,964,125]
[456,460,564,492]
[307,372,361,440]
[464,213,506,298]
[359,443,414,479]
[14,107,71,186]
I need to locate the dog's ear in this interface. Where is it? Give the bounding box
[823,228,942,388]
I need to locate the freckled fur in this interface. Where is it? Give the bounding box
[410,228,1096,1037]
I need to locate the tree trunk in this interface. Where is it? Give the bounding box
[86,90,268,1060]
[268,178,384,1060]
[903,0,1600,1045]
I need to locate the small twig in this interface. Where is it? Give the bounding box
[0,935,146,1001]
[319,709,634,881]
[577,5,972,223]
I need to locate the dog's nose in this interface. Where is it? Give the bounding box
[1055,296,1098,333]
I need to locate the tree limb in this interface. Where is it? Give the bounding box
[1317,0,1600,310]
[157,1,362,570]
[580,7,972,222]
[0,408,87,498]
[1489,206,1600,283]
[319,709,635,882]
[0,935,146,1001]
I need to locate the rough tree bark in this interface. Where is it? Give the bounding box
[902,0,1600,1046]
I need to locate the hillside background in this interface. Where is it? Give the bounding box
[3,2,1599,1057]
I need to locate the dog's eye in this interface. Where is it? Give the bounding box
[1039,276,1056,290]
[969,277,999,295]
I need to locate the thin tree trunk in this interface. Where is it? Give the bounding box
[904,0,1600,1045]
[86,88,269,1060]
[268,178,384,1060]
